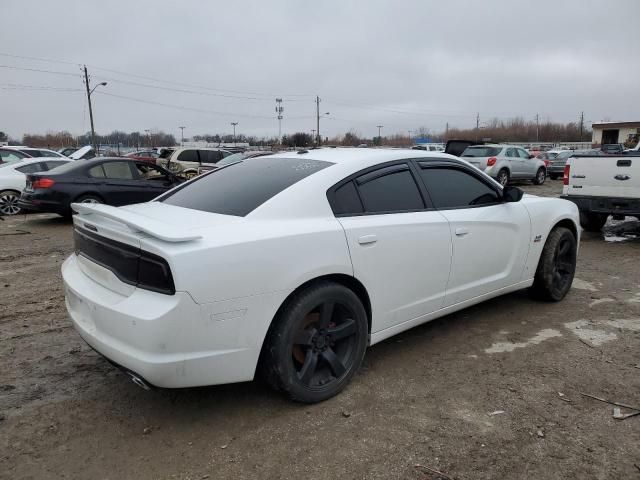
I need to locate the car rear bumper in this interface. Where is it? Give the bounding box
[560,194,640,216]
[62,254,279,388]
[18,192,69,215]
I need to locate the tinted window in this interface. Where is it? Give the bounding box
[88,165,106,178]
[419,166,500,208]
[461,146,502,157]
[102,161,134,179]
[44,161,68,170]
[162,157,332,216]
[176,149,199,162]
[16,163,45,174]
[200,150,223,163]
[333,181,363,215]
[356,166,424,213]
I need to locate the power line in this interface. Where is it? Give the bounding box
[0,64,80,77]
[94,91,280,119]
[91,75,308,102]
[0,52,313,98]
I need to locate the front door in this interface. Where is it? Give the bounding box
[100,161,144,205]
[416,162,531,306]
[334,163,452,333]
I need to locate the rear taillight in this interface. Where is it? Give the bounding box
[544,160,551,167]
[487,157,497,166]
[33,178,55,189]
[563,164,570,185]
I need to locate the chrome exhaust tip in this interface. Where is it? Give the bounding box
[126,371,151,391]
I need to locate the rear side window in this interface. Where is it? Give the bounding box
[44,161,67,170]
[356,166,424,213]
[102,162,134,179]
[161,157,332,216]
[88,165,106,178]
[462,146,502,157]
[333,181,363,215]
[16,163,45,174]
[176,150,198,162]
[418,166,500,209]
[200,150,223,163]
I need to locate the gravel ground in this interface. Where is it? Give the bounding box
[1,179,639,480]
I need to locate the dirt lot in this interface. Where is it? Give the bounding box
[1,179,639,480]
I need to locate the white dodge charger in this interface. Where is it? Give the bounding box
[62,148,579,403]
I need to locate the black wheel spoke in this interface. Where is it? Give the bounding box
[318,302,335,328]
[328,318,356,341]
[294,328,317,346]
[321,348,346,378]
[558,241,570,256]
[298,351,319,384]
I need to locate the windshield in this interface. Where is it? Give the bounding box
[161,157,333,216]
[557,151,574,159]
[461,146,502,157]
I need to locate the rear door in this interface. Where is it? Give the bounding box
[505,148,523,177]
[99,161,146,205]
[416,162,530,306]
[333,162,452,333]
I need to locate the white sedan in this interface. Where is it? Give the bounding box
[62,148,579,403]
[0,158,71,215]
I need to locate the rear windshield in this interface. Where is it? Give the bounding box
[461,146,502,157]
[161,157,333,216]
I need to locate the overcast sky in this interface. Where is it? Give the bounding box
[2,0,639,140]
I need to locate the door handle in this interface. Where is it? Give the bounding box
[358,234,377,245]
[614,174,630,181]
[455,227,469,237]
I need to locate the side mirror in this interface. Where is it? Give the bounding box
[503,185,523,202]
[529,154,535,159]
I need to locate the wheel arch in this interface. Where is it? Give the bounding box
[73,191,105,203]
[552,217,578,239]
[275,274,372,333]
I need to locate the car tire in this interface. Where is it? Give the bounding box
[260,281,368,403]
[530,226,577,302]
[579,212,608,232]
[532,168,546,185]
[549,173,559,180]
[0,190,22,216]
[497,169,509,186]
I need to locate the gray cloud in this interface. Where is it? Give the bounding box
[1,0,638,139]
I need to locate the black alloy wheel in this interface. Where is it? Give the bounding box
[261,282,368,403]
[531,226,577,301]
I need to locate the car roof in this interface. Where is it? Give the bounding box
[265,147,461,172]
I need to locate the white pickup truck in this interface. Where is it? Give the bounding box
[561,153,640,231]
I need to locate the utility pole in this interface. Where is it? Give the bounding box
[275,98,283,143]
[475,113,480,142]
[579,111,584,142]
[445,122,449,140]
[179,126,185,146]
[311,129,316,142]
[231,122,238,146]
[535,113,539,143]
[408,130,413,145]
[376,125,384,144]
[316,96,321,146]
[83,65,107,153]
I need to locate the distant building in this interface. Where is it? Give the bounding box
[591,121,640,146]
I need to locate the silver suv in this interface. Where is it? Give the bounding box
[461,144,547,186]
